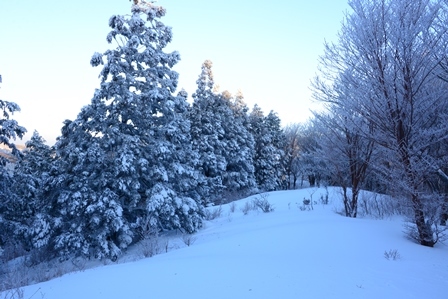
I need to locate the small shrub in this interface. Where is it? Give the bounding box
[229,202,237,213]
[357,193,405,219]
[1,257,70,294]
[30,263,53,284]
[227,212,233,222]
[0,287,45,299]
[204,205,223,220]
[307,188,317,210]
[300,198,312,211]
[51,262,69,280]
[162,239,170,253]
[320,187,329,205]
[0,262,30,292]
[181,234,197,247]
[241,201,254,215]
[138,224,162,258]
[71,257,87,272]
[140,237,161,258]
[24,248,49,267]
[0,288,24,299]
[252,194,274,213]
[384,249,401,260]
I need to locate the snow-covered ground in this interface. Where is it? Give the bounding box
[7,188,448,298]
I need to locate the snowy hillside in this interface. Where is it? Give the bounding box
[8,188,448,299]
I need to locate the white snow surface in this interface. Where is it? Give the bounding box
[15,188,448,298]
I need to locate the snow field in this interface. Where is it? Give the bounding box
[12,187,448,299]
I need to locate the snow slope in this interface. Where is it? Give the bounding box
[11,188,448,298]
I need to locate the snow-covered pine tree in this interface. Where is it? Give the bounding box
[220,90,257,197]
[9,131,55,254]
[190,61,257,203]
[265,110,287,189]
[49,0,203,260]
[49,119,132,260]
[0,77,26,158]
[189,60,228,204]
[140,87,204,234]
[0,74,26,258]
[249,105,286,191]
[9,131,52,249]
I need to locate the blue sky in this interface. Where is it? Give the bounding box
[0,0,349,145]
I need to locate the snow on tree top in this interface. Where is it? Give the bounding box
[131,0,163,15]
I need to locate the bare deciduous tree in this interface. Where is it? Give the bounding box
[313,0,448,246]
[283,123,303,189]
[312,110,375,218]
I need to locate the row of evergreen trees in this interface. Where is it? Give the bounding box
[0,1,287,261]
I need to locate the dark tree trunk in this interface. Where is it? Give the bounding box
[309,174,316,187]
[293,174,297,189]
[342,186,351,217]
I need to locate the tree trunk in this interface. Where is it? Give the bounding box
[412,193,435,247]
[351,189,359,218]
[309,174,316,187]
[342,186,351,217]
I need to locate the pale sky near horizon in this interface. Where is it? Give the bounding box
[0,0,349,146]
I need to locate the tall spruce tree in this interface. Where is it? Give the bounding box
[189,61,256,203]
[249,106,286,191]
[10,131,55,253]
[189,60,228,203]
[220,91,257,197]
[49,0,203,260]
[0,74,26,257]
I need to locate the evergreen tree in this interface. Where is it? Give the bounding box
[249,106,286,191]
[189,60,228,203]
[189,61,256,203]
[220,91,257,196]
[49,120,130,260]
[49,0,203,260]
[265,111,287,189]
[0,74,26,257]
[10,131,55,253]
